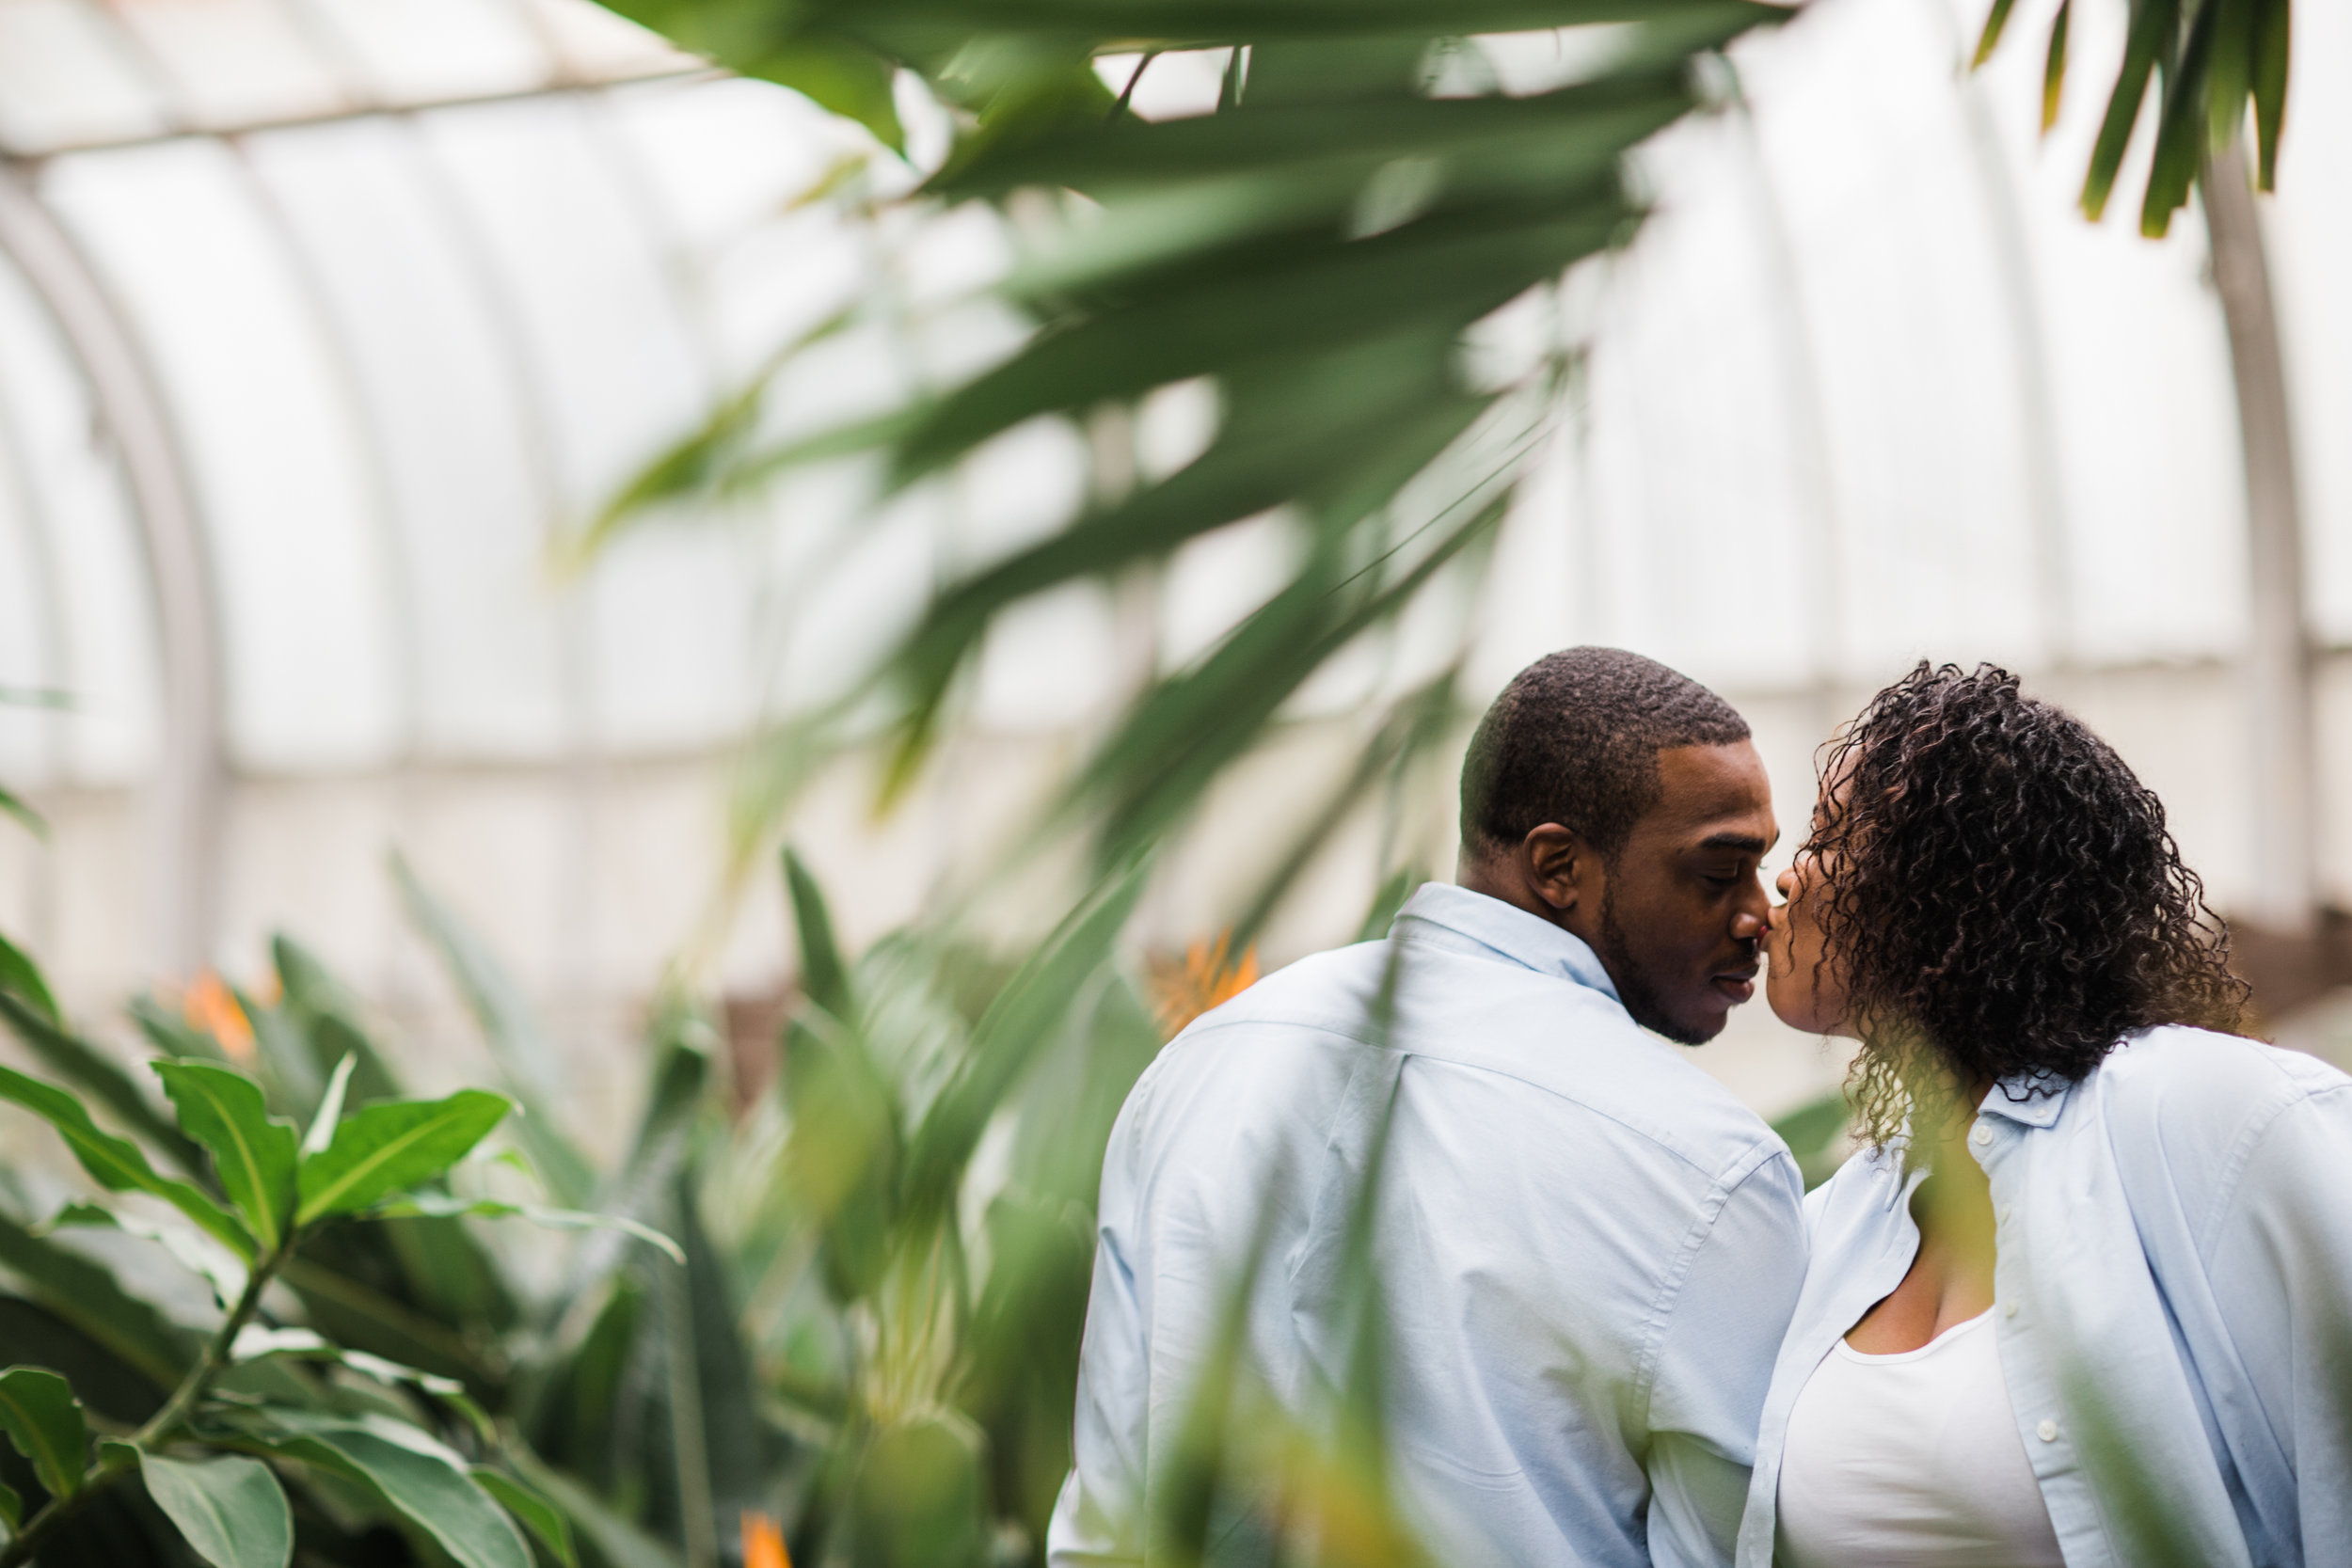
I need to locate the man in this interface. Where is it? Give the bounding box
[1048,648,1807,1568]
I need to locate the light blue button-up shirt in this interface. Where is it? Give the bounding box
[1048,883,1807,1568]
[1736,1025,2352,1568]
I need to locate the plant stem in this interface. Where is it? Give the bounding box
[0,1231,294,1568]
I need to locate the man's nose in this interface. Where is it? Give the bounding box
[1730,909,1766,941]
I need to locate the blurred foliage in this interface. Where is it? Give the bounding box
[589,0,2299,915]
[1974,0,2290,235]
[0,842,1200,1568]
[0,917,624,1568]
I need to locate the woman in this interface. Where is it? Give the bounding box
[1740,663,2352,1568]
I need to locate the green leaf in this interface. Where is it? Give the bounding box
[241,1414,532,1568]
[0,1062,252,1257]
[783,847,853,1020]
[0,933,57,1024]
[2139,0,2217,236]
[2042,0,2071,134]
[295,1090,512,1225]
[0,783,45,841]
[364,1193,686,1265]
[0,1474,18,1528]
[0,1366,87,1499]
[0,1213,201,1390]
[389,855,597,1208]
[0,991,207,1177]
[501,1446,680,1568]
[1357,867,1425,944]
[302,1053,357,1159]
[2250,0,2287,187]
[1971,0,2020,67]
[900,863,1150,1225]
[471,1468,579,1568]
[152,1061,298,1253]
[141,1452,293,1568]
[2081,0,2175,220]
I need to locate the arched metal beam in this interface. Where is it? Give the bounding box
[0,165,224,975]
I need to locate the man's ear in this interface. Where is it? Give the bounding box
[1520,824,1592,915]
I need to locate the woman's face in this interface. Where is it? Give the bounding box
[1765,790,1855,1037]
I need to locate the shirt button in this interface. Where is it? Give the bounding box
[2005,1300,2019,1319]
[1969,1125,1994,1148]
[1999,1204,2012,1223]
[2036,1419,2059,1443]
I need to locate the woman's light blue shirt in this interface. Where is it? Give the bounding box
[1736,1026,2352,1568]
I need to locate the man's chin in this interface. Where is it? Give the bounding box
[1623,995,1727,1047]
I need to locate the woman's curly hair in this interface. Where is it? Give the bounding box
[1813,663,2249,1147]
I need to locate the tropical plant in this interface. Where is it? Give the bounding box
[0,838,1228,1568]
[586,0,2297,925]
[0,933,633,1568]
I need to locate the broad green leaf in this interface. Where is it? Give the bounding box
[0,991,206,1176]
[45,1197,250,1307]
[365,1193,685,1265]
[153,1061,298,1252]
[140,1452,293,1568]
[295,1090,511,1225]
[0,1063,251,1257]
[389,855,596,1207]
[240,1413,532,1568]
[0,933,57,1024]
[0,1366,86,1498]
[0,1474,17,1528]
[0,1213,201,1389]
[471,1468,579,1568]
[302,1053,357,1160]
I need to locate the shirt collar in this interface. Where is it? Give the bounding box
[1388,882,1622,1005]
[1975,1072,2074,1129]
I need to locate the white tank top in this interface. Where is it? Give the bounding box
[1776,1309,2064,1568]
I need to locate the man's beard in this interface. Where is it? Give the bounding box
[1595,887,1712,1047]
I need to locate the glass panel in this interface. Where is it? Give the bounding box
[101,0,354,131]
[243,114,568,760]
[295,0,551,105]
[417,90,742,752]
[0,0,169,156]
[42,137,400,771]
[0,242,161,785]
[601,73,877,380]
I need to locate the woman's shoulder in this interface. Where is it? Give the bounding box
[2088,1024,2352,1152]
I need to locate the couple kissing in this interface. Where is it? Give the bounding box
[1048,648,2352,1568]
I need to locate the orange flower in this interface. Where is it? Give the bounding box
[742,1512,790,1568]
[183,972,255,1062]
[1148,932,1260,1037]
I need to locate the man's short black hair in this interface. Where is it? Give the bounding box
[1459,647,1750,859]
